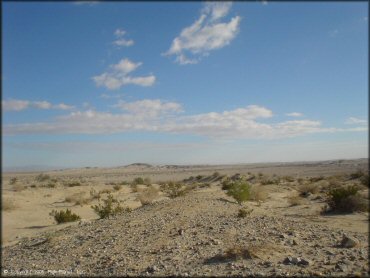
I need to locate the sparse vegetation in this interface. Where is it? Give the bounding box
[9,177,18,185]
[89,188,101,200]
[65,192,90,206]
[349,169,365,180]
[91,193,131,219]
[298,183,319,196]
[222,246,256,261]
[309,176,325,183]
[226,180,251,205]
[326,185,368,213]
[137,185,160,205]
[359,174,369,187]
[13,183,25,192]
[30,184,37,188]
[283,176,295,182]
[49,209,81,224]
[35,173,51,182]
[3,199,17,211]
[66,181,82,187]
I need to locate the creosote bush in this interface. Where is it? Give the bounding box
[237,208,253,218]
[49,209,81,224]
[66,181,82,187]
[226,180,251,205]
[91,193,131,219]
[160,181,189,198]
[113,184,123,191]
[326,185,368,213]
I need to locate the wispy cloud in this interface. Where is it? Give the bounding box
[4,100,366,139]
[164,2,241,65]
[73,1,99,6]
[286,112,303,117]
[329,29,339,37]
[345,117,367,125]
[92,58,156,90]
[2,99,74,112]
[113,28,134,47]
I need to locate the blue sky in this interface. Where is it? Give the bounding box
[2,1,368,169]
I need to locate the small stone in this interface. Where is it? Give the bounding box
[178,229,184,236]
[341,235,359,248]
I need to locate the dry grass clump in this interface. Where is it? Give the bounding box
[89,188,101,200]
[137,186,160,205]
[298,183,319,196]
[100,189,112,194]
[66,181,82,187]
[287,194,305,206]
[250,185,268,202]
[12,183,25,192]
[282,175,295,182]
[65,192,91,206]
[2,199,17,211]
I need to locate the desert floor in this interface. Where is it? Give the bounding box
[2,158,369,276]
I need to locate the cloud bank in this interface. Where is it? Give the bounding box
[2,99,74,112]
[4,100,366,139]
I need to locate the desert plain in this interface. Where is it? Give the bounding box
[2,158,369,276]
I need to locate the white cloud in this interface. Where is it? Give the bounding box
[53,103,74,110]
[329,29,339,37]
[113,28,134,47]
[345,117,367,125]
[5,101,366,139]
[286,112,303,117]
[114,99,183,117]
[33,101,52,109]
[164,2,241,65]
[92,58,155,90]
[2,99,30,111]
[3,99,74,111]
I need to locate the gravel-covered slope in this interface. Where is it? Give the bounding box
[2,188,369,277]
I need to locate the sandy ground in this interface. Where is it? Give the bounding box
[2,158,368,248]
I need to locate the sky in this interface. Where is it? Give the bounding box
[2,1,368,170]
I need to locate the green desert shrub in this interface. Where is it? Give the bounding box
[161,181,189,198]
[326,185,368,213]
[132,177,145,185]
[226,180,251,205]
[91,194,130,219]
[49,209,81,224]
